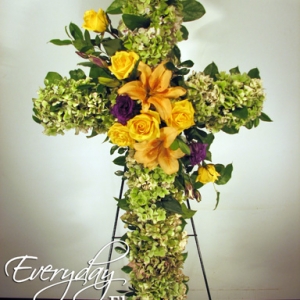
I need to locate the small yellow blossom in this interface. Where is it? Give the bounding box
[82,9,108,33]
[196,164,220,184]
[108,123,134,147]
[108,51,139,80]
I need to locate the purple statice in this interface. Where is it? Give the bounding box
[111,95,138,125]
[189,142,207,166]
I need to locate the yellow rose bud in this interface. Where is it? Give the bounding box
[127,111,160,142]
[196,164,220,184]
[166,100,195,132]
[82,9,108,33]
[108,123,134,147]
[108,51,139,80]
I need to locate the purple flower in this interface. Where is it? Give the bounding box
[189,142,207,166]
[111,95,138,125]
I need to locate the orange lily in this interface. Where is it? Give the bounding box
[133,127,185,175]
[118,61,186,121]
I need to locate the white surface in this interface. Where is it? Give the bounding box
[0,0,299,299]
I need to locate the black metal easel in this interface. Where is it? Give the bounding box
[102,176,212,300]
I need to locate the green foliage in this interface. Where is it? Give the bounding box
[203,62,219,80]
[215,164,233,185]
[49,39,72,46]
[121,266,133,274]
[44,72,62,84]
[113,155,126,166]
[259,112,273,122]
[182,1,206,22]
[106,0,126,14]
[122,14,151,30]
[102,38,125,56]
[69,69,86,80]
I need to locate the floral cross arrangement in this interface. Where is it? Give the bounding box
[32,0,271,299]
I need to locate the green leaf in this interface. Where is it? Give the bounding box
[121,266,133,274]
[49,39,72,46]
[102,38,124,56]
[69,69,86,80]
[157,197,183,214]
[118,147,127,154]
[179,60,194,68]
[116,290,128,294]
[98,77,120,87]
[69,22,83,40]
[106,0,126,14]
[232,107,248,120]
[178,139,191,155]
[172,45,181,62]
[180,25,189,40]
[244,120,253,129]
[77,62,94,68]
[113,156,126,166]
[177,68,190,75]
[181,202,196,219]
[114,246,127,254]
[86,128,99,138]
[44,72,62,84]
[118,198,130,210]
[165,61,177,71]
[259,112,272,122]
[72,39,93,52]
[114,170,124,176]
[182,252,188,262]
[50,103,61,112]
[214,190,220,210]
[128,224,136,230]
[203,62,219,80]
[170,139,179,150]
[248,68,261,79]
[221,125,239,134]
[120,233,128,241]
[182,0,206,22]
[184,127,208,143]
[254,117,260,127]
[205,150,212,161]
[215,163,233,185]
[89,65,113,80]
[229,66,240,74]
[32,115,42,124]
[84,29,91,43]
[122,14,151,31]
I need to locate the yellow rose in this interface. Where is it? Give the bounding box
[82,9,108,33]
[166,100,195,132]
[127,111,160,142]
[108,51,139,80]
[108,123,134,147]
[196,164,220,184]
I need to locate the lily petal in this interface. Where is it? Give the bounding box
[161,86,186,99]
[138,61,151,88]
[149,61,172,92]
[118,81,147,101]
[148,96,172,121]
[160,127,178,148]
[157,148,179,175]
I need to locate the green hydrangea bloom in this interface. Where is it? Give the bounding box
[32,77,115,136]
[119,0,184,66]
[120,150,189,299]
[186,71,266,132]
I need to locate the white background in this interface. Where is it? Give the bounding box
[0,1,299,299]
